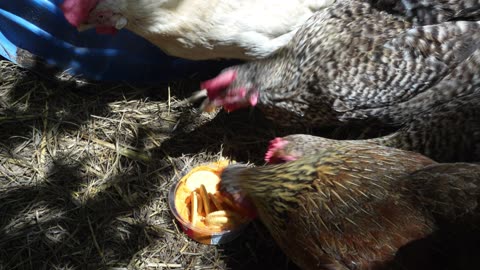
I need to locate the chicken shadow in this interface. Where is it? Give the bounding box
[381,224,480,270]
[155,106,402,164]
[1,53,207,158]
[0,157,147,269]
[0,57,190,268]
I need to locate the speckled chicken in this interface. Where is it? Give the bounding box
[264,93,480,163]
[220,140,480,270]
[369,0,480,25]
[200,0,480,128]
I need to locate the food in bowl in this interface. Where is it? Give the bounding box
[169,160,252,245]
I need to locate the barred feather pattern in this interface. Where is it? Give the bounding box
[220,1,480,128]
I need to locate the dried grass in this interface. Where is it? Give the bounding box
[0,59,301,270]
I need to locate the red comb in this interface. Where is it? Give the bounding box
[61,0,99,27]
[265,137,289,164]
[200,69,237,99]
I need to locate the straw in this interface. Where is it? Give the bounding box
[0,59,303,269]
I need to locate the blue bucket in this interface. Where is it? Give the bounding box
[0,0,238,82]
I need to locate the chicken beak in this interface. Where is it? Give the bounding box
[188,89,217,112]
[77,24,95,32]
[195,90,219,113]
[200,100,217,113]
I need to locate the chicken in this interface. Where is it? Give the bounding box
[220,140,480,270]
[369,0,480,25]
[200,0,480,128]
[264,94,480,163]
[264,134,396,164]
[60,0,334,60]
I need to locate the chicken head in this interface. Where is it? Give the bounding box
[200,68,260,112]
[264,137,300,164]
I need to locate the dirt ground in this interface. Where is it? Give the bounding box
[0,59,306,270]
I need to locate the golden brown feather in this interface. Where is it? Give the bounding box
[221,140,480,270]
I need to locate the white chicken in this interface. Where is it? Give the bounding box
[61,0,335,60]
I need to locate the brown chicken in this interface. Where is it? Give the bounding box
[220,140,480,270]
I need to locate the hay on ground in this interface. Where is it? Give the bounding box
[0,59,301,270]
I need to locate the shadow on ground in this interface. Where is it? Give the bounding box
[0,58,300,269]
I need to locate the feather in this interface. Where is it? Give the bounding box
[220,137,480,269]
